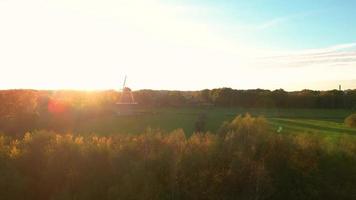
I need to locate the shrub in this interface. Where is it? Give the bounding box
[345,114,356,128]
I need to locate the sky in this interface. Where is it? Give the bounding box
[0,0,356,91]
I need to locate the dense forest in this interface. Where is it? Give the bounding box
[1,115,356,200]
[1,89,355,135]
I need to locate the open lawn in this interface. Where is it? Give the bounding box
[71,107,356,137]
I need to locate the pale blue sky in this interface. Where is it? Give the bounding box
[169,0,356,49]
[0,0,355,90]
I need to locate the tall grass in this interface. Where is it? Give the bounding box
[0,115,356,200]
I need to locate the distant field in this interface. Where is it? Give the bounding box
[72,107,356,137]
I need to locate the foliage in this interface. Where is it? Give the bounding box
[0,116,356,199]
[345,114,356,128]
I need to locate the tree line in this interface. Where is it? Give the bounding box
[199,88,356,109]
[134,88,356,108]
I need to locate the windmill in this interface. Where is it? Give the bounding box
[117,76,137,105]
[116,76,137,115]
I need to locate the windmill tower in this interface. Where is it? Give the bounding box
[116,76,137,115]
[118,76,137,104]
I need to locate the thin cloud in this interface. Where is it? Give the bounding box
[257,17,289,30]
[256,11,318,31]
[257,43,356,68]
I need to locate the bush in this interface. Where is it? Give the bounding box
[345,114,356,128]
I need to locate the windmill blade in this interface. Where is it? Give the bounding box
[122,75,127,89]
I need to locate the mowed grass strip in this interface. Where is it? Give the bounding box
[269,118,356,135]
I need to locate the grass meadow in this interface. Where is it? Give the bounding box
[70,107,356,137]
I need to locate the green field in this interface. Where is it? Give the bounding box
[72,107,356,137]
